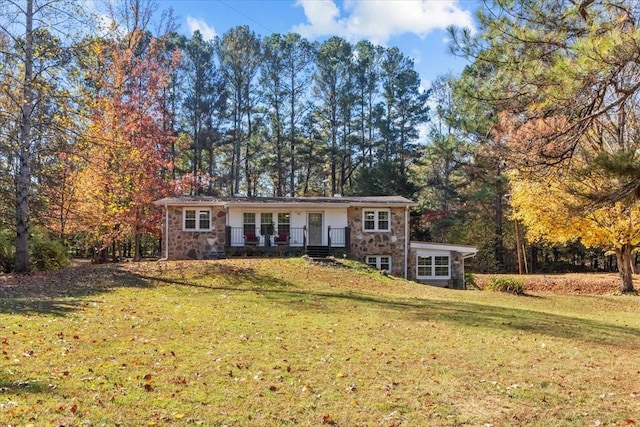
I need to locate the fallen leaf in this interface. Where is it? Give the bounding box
[321,414,338,425]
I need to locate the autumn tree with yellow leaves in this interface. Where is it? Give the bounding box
[509,159,640,293]
[452,0,640,292]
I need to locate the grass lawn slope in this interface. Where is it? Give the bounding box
[1,258,639,426]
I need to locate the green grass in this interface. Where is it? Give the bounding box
[1,258,639,426]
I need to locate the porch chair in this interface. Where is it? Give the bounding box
[244,232,259,246]
[274,231,290,246]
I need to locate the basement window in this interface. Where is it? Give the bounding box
[366,255,391,271]
[416,254,450,279]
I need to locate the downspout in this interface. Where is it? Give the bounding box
[224,203,230,249]
[404,206,409,279]
[162,203,169,260]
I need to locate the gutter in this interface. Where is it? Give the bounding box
[162,202,169,260]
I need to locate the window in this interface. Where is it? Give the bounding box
[434,256,449,276]
[363,209,391,231]
[417,255,432,277]
[364,211,376,230]
[183,209,211,231]
[416,254,450,278]
[260,212,274,235]
[243,213,256,234]
[277,212,290,234]
[377,210,389,230]
[366,255,391,271]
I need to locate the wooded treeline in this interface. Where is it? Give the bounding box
[2,0,640,293]
[0,0,442,271]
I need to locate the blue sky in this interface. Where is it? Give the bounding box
[156,0,477,86]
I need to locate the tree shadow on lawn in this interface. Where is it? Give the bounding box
[2,262,637,347]
[136,260,296,289]
[0,261,292,316]
[0,263,152,316]
[135,266,640,348]
[284,291,639,347]
[0,372,50,394]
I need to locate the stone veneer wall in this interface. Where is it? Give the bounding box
[163,205,227,259]
[347,206,407,277]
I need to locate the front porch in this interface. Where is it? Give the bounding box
[220,226,350,258]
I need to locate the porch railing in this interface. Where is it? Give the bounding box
[224,226,350,250]
[327,226,350,248]
[226,226,307,248]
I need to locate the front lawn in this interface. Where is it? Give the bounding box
[1,258,639,426]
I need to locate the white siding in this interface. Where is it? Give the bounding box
[227,207,348,247]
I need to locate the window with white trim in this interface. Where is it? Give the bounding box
[363,209,390,231]
[243,213,256,234]
[260,212,274,235]
[416,254,450,278]
[277,212,290,234]
[183,208,211,231]
[366,255,391,271]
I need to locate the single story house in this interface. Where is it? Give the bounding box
[153,195,477,289]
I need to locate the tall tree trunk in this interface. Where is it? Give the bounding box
[133,232,142,262]
[615,244,635,293]
[232,107,241,195]
[207,139,215,195]
[274,99,283,196]
[244,90,253,196]
[330,102,337,195]
[289,73,296,196]
[15,0,34,273]
[494,190,504,271]
[133,209,141,262]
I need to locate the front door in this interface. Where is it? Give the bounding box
[307,212,323,246]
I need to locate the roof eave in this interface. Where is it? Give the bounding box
[410,241,478,258]
[154,196,417,209]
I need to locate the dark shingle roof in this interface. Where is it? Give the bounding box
[154,195,416,207]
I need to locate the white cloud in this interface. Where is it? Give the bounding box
[186,17,217,40]
[292,0,474,45]
[411,48,423,65]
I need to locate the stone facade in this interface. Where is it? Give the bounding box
[347,206,407,277]
[162,206,226,259]
[157,197,473,288]
[160,203,411,272]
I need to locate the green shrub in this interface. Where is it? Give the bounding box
[30,227,69,271]
[464,272,477,289]
[0,227,69,273]
[331,249,349,259]
[0,228,14,273]
[487,276,524,295]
